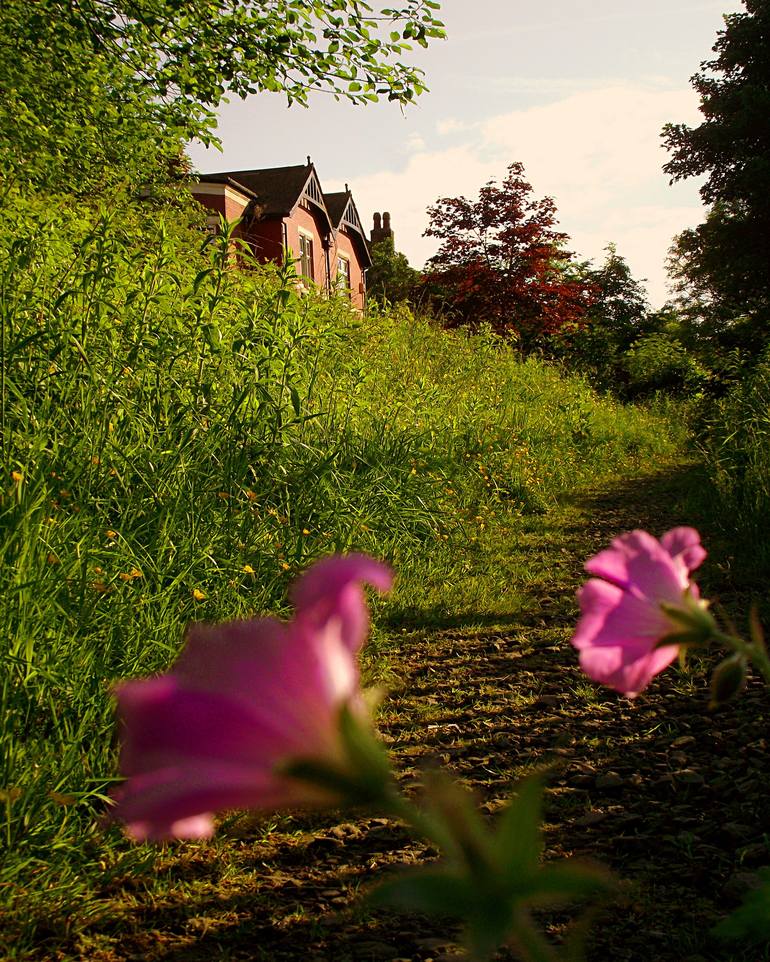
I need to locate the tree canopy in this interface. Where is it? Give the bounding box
[421,162,593,349]
[366,237,419,306]
[0,0,445,193]
[662,0,770,341]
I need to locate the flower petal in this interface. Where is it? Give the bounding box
[290,554,393,651]
[660,526,707,574]
[586,530,687,601]
[114,761,303,840]
[116,678,309,777]
[579,642,679,698]
[571,579,624,650]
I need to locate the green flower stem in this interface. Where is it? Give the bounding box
[378,784,457,855]
[712,628,770,686]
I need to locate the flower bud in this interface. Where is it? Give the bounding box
[709,654,748,708]
[659,593,717,649]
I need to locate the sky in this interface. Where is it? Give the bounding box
[187,0,744,307]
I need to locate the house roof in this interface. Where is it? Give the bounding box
[324,191,351,226]
[324,190,372,268]
[198,164,332,231]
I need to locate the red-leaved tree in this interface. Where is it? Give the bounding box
[421,162,594,349]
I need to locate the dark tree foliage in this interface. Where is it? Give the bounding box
[662,0,770,341]
[421,163,594,350]
[366,238,420,307]
[0,0,444,193]
[547,245,650,387]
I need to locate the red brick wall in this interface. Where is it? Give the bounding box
[190,184,251,224]
[248,220,284,264]
[283,203,329,289]
[331,229,366,310]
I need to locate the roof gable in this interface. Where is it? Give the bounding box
[324,190,372,267]
[198,164,332,232]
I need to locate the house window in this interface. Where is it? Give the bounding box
[299,231,314,282]
[337,254,351,296]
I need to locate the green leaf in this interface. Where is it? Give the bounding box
[289,385,301,417]
[496,774,544,882]
[421,768,497,877]
[713,870,770,944]
[527,860,614,906]
[281,758,359,799]
[338,704,394,795]
[369,868,476,916]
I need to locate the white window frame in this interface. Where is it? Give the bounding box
[298,228,315,282]
[336,253,352,295]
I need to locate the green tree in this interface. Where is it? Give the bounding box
[546,244,650,388]
[662,0,770,341]
[366,237,420,306]
[0,0,445,193]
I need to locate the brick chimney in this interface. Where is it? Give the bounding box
[370,211,394,246]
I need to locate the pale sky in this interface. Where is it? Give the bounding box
[188,0,744,307]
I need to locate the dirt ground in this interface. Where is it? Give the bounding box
[32,470,770,962]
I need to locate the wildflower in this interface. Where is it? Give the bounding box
[106,530,118,539]
[242,564,255,575]
[112,554,392,840]
[192,588,206,601]
[11,471,22,483]
[571,528,711,697]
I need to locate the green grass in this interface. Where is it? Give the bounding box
[0,187,690,954]
[692,358,770,578]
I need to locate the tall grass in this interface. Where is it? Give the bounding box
[0,188,687,947]
[695,357,770,574]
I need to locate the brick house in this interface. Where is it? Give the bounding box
[191,161,372,311]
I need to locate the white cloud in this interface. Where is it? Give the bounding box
[403,132,428,154]
[436,117,469,135]
[351,84,706,306]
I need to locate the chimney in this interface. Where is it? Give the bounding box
[370,210,394,247]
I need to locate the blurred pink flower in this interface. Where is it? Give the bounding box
[571,527,707,697]
[112,554,392,841]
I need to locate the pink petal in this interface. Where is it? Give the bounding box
[113,761,296,839]
[176,617,356,750]
[290,554,393,651]
[660,527,706,573]
[584,590,677,651]
[126,813,215,842]
[116,680,312,777]
[571,579,624,650]
[112,554,389,841]
[579,642,679,697]
[587,530,687,601]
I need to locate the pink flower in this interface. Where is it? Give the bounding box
[571,528,708,697]
[112,554,393,841]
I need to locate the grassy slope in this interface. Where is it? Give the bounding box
[0,195,691,955]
